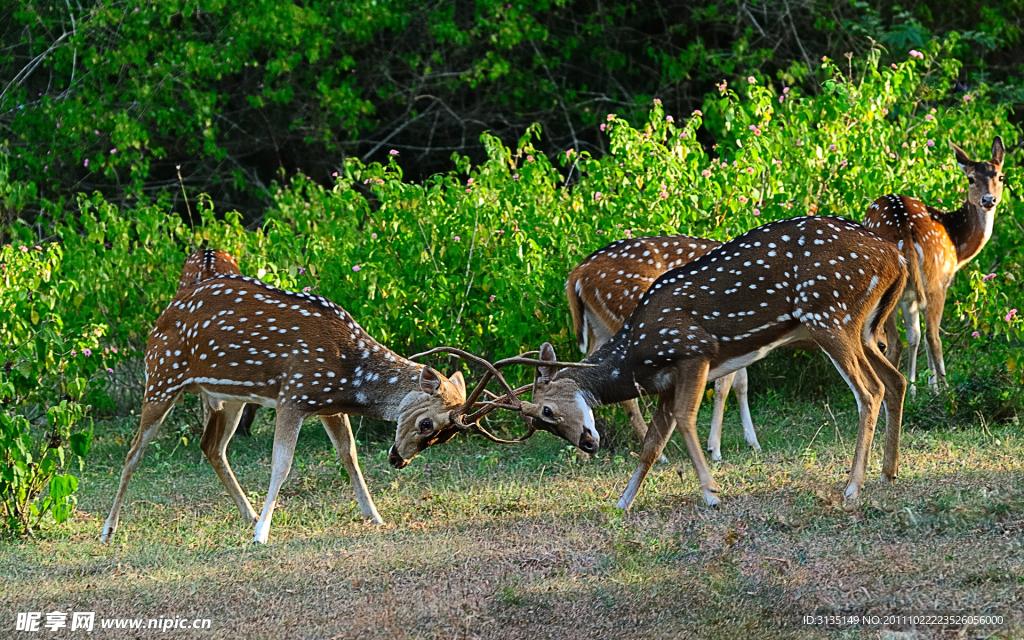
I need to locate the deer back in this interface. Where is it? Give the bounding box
[567,235,722,352]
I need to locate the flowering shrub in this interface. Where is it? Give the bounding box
[2,50,1020,472]
[0,244,106,536]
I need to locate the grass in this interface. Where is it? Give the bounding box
[2,357,1023,639]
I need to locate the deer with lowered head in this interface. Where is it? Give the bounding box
[101,268,475,543]
[568,234,761,461]
[178,249,260,436]
[502,216,908,509]
[865,137,1007,392]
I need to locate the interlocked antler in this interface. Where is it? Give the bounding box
[410,347,536,443]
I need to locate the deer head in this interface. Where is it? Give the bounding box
[518,343,600,454]
[388,367,469,468]
[952,136,1006,212]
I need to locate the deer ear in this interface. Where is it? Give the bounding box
[950,141,975,172]
[448,370,467,402]
[536,342,558,383]
[419,367,442,396]
[991,136,1006,168]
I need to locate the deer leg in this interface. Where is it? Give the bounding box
[923,286,948,393]
[863,342,906,484]
[732,367,760,452]
[620,399,669,464]
[253,406,306,544]
[237,404,258,437]
[320,413,383,524]
[707,371,735,461]
[200,400,257,524]
[902,301,921,396]
[819,337,884,500]
[883,308,903,370]
[673,361,720,506]
[616,389,678,511]
[101,395,180,542]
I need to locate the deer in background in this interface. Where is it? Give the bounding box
[102,272,474,543]
[865,137,1006,393]
[568,235,760,461]
[503,216,907,508]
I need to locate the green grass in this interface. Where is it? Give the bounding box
[2,365,1023,639]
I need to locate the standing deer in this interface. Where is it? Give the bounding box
[865,137,1006,392]
[502,216,908,508]
[101,273,474,543]
[568,235,760,461]
[177,249,260,437]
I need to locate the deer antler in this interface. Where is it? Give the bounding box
[410,347,536,443]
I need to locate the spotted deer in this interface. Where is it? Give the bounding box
[865,137,1006,392]
[568,235,760,461]
[177,249,260,437]
[501,216,908,509]
[101,273,472,543]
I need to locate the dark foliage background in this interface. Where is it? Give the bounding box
[3,0,1023,223]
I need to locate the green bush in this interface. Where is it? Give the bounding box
[2,50,1021,476]
[1,243,101,536]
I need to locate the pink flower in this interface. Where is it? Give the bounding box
[303,286,311,293]
[692,110,703,117]
[375,179,384,184]
[467,178,474,185]
[882,108,889,115]
[829,144,837,151]
[927,140,935,147]
[454,235,461,242]
[783,87,790,94]
[332,172,338,177]
[352,265,361,272]
[363,179,370,184]
[747,76,756,84]
[660,191,668,198]
[772,159,782,166]
[489,295,496,303]
[110,148,117,154]
[778,96,785,104]
[909,50,924,59]
[566,149,575,158]
[513,174,520,180]
[653,98,662,105]
[972,331,980,338]
[83,348,92,357]
[106,368,113,374]
[299,267,306,274]
[625,229,632,238]
[665,115,674,123]
[389,149,399,155]
[1005,309,1018,322]
[840,160,848,168]
[527,155,534,162]
[93,130,99,136]
[594,192,602,201]
[70,350,77,357]
[982,273,996,282]
[701,169,712,177]
[19,245,27,252]
[746,167,755,175]
[753,208,761,216]
[925,114,934,121]
[111,347,118,354]
[739,196,749,204]
[84,159,89,168]
[371,233,377,239]
[606,114,616,121]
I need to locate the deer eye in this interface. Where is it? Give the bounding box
[999,175,1006,182]
[419,418,433,433]
[542,406,554,419]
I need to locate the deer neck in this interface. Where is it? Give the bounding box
[941,200,996,268]
[341,354,427,422]
[561,330,653,406]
